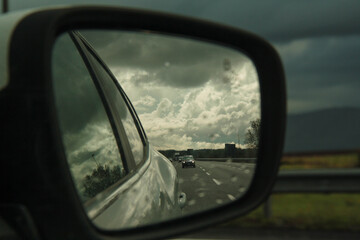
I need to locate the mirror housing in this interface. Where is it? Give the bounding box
[0,6,286,240]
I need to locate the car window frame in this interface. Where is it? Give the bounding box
[71,31,149,172]
[52,32,132,204]
[68,31,155,219]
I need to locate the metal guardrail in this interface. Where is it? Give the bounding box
[195,158,256,163]
[273,168,360,193]
[264,168,360,217]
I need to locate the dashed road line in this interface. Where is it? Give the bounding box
[212,178,222,185]
[227,194,236,201]
[206,172,210,176]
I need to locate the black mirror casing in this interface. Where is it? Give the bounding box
[0,6,286,240]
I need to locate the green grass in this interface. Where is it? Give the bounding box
[222,154,360,230]
[223,194,360,231]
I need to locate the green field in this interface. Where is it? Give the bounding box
[224,154,360,231]
[280,153,359,169]
[224,194,360,231]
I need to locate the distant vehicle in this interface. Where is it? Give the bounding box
[174,152,180,161]
[178,156,184,162]
[182,155,196,168]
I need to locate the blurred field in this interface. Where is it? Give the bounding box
[225,194,360,231]
[224,153,360,231]
[280,153,359,170]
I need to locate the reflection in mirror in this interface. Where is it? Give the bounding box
[52,30,260,230]
[52,33,127,203]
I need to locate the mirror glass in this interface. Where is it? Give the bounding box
[52,30,260,230]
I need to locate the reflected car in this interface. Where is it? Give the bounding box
[182,155,196,168]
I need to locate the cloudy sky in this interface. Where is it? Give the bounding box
[3,0,360,150]
[80,30,260,150]
[4,0,360,114]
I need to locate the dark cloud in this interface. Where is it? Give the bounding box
[279,36,360,76]
[9,1,360,43]
[63,0,360,43]
[193,0,360,42]
[46,0,360,41]
[52,33,106,134]
[81,30,249,88]
[276,35,360,112]
[81,31,222,67]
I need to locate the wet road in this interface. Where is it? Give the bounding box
[173,160,255,214]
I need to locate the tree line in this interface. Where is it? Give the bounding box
[159,118,260,159]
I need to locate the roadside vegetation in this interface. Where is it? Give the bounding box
[224,193,360,231]
[281,153,359,169]
[82,164,124,199]
[224,153,360,231]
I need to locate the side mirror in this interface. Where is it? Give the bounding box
[0,6,286,240]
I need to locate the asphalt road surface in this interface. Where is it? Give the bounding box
[173,160,255,215]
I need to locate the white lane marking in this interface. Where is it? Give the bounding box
[212,178,222,185]
[227,194,236,201]
[206,172,210,176]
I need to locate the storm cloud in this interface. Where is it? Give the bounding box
[81,30,249,89]
[276,35,360,112]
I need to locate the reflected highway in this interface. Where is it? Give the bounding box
[173,160,255,214]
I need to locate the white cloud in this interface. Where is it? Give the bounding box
[87,31,261,150]
[133,95,157,112]
[130,70,260,150]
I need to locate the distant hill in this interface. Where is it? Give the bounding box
[284,107,360,153]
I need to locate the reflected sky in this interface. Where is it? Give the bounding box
[80,30,260,151]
